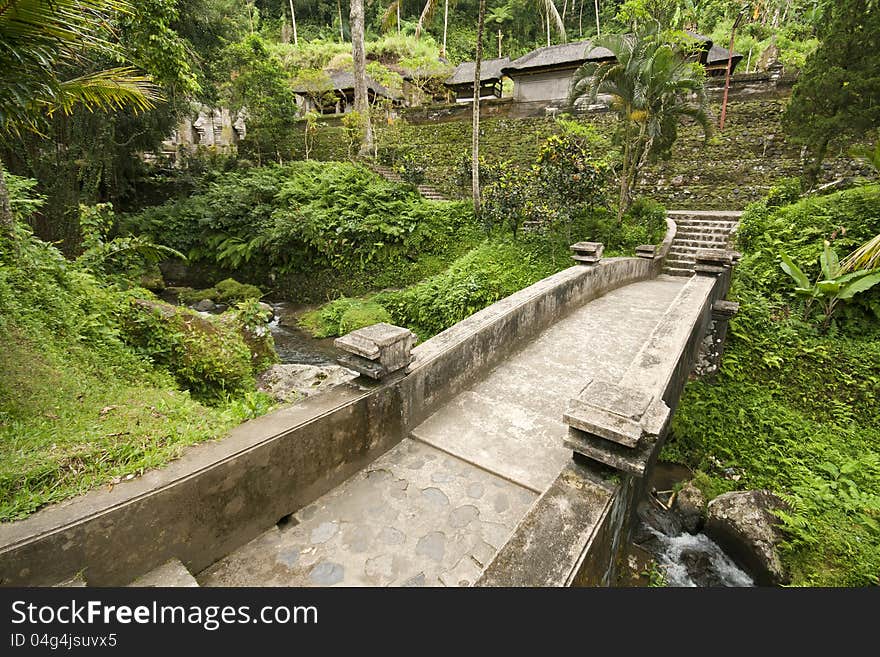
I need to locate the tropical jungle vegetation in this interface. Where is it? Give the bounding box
[0,0,877,590]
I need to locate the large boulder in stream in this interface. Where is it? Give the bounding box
[257,364,357,403]
[705,489,789,586]
[673,482,706,534]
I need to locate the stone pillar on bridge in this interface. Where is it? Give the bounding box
[694,299,740,379]
[334,323,416,380]
[562,379,671,478]
[570,242,603,265]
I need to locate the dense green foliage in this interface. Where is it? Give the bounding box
[124,161,482,300]
[783,0,880,184]
[301,198,665,340]
[0,176,274,521]
[666,185,880,586]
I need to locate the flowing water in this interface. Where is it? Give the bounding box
[267,302,342,366]
[646,527,754,587]
[635,463,756,587]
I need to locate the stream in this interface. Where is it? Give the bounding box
[266,301,342,366]
[632,463,755,587]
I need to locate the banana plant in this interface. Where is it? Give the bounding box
[780,240,880,329]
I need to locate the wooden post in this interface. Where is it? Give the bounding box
[720,10,746,132]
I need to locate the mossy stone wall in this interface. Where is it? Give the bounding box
[297,93,868,210]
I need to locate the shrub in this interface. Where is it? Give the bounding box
[215,278,263,302]
[119,297,254,398]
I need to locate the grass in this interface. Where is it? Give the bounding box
[0,329,264,522]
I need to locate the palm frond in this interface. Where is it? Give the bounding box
[841,234,880,272]
[381,1,399,34]
[540,0,566,41]
[50,67,161,116]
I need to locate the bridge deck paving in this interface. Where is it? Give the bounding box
[411,275,687,491]
[198,275,688,587]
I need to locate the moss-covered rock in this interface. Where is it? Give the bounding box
[215,278,263,302]
[120,298,254,398]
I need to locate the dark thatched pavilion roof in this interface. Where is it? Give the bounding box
[502,41,615,75]
[444,57,510,87]
[292,71,401,100]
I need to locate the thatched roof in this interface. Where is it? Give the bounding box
[444,57,510,86]
[292,71,401,100]
[706,44,743,68]
[328,71,401,99]
[502,41,615,75]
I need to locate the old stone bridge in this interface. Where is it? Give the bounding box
[0,211,742,587]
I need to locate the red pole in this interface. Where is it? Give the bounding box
[720,11,745,132]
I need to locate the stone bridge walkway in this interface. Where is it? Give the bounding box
[198,275,689,587]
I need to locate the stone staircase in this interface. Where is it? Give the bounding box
[370,164,448,201]
[663,210,742,277]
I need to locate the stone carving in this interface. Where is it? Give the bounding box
[570,241,604,265]
[335,323,417,380]
[563,379,671,476]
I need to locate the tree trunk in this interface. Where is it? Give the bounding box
[289,0,298,45]
[579,0,583,37]
[804,135,830,189]
[0,160,13,237]
[617,118,631,223]
[351,0,374,157]
[338,0,345,41]
[472,0,486,224]
[443,0,449,56]
[594,0,600,36]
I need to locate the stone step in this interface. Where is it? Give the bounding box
[667,210,743,218]
[673,239,729,249]
[662,266,695,277]
[665,258,696,268]
[129,559,200,587]
[668,244,729,254]
[675,228,730,240]
[675,221,739,230]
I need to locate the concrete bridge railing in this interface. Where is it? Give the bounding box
[0,224,709,587]
[477,250,737,586]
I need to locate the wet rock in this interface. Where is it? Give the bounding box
[636,499,682,538]
[671,175,685,187]
[673,482,706,534]
[258,302,274,321]
[256,363,357,402]
[192,298,216,313]
[679,549,727,587]
[705,489,789,586]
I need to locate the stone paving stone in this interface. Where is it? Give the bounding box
[198,276,688,587]
[198,439,535,587]
[411,276,686,491]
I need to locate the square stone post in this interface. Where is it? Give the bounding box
[636,244,657,259]
[334,323,416,380]
[562,379,671,478]
[570,242,604,265]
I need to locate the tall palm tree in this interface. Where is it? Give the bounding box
[350,0,374,157]
[472,0,565,219]
[0,0,159,235]
[567,24,710,221]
